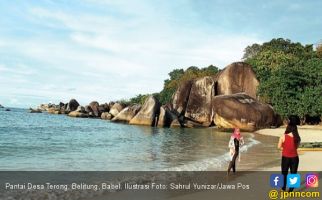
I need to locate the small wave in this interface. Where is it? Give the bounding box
[164,134,261,171]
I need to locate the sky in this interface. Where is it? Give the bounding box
[0,0,321,108]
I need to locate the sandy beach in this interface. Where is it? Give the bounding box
[256,125,322,143]
[255,125,322,171]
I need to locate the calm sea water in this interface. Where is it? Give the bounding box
[0,108,259,171]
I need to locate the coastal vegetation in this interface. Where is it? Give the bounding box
[244,38,322,123]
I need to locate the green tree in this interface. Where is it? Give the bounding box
[158,65,219,104]
[242,43,262,60]
[245,38,321,120]
[297,58,322,118]
[129,94,150,105]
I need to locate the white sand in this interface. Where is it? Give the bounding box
[255,125,322,143]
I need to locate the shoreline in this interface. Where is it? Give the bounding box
[209,125,322,172]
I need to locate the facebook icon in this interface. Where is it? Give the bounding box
[270,174,284,188]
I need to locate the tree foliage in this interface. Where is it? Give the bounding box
[128,94,150,105]
[158,65,219,104]
[317,41,322,58]
[245,38,322,120]
[242,43,262,60]
[126,65,219,105]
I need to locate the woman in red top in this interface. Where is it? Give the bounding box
[277,123,301,191]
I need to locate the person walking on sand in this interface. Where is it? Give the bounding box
[227,128,244,175]
[278,122,301,192]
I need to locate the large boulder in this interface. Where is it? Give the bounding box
[172,80,193,116]
[88,101,100,117]
[112,104,141,123]
[58,102,65,110]
[101,112,113,120]
[68,111,88,118]
[216,62,259,98]
[66,99,80,113]
[84,105,92,113]
[109,103,125,117]
[107,102,115,111]
[56,102,67,114]
[38,103,55,111]
[99,103,109,113]
[29,108,42,113]
[75,106,86,113]
[212,93,281,131]
[184,76,216,126]
[47,107,62,114]
[129,96,161,126]
[158,105,179,127]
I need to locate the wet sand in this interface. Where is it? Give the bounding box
[207,133,281,171]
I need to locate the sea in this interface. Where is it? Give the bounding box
[0,107,262,171]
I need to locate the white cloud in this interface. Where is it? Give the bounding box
[0,64,8,72]
[0,63,35,75]
[0,2,262,108]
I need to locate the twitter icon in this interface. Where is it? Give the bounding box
[287,174,301,188]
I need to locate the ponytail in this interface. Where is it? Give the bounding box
[285,124,301,148]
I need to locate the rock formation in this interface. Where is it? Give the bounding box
[38,103,56,111]
[212,93,281,131]
[184,76,216,126]
[84,105,92,113]
[88,101,100,117]
[109,103,125,117]
[99,103,109,114]
[29,108,42,113]
[172,80,193,116]
[0,104,4,108]
[216,62,259,98]
[112,104,141,123]
[101,112,113,120]
[129,96,161,126]
[75,106,86,113]
[171,62,280,130]
[33,61,281,131]
[158,105,179,127]
[66,99,80,113]
[68,111,88,118]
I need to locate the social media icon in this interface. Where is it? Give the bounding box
[306,174,318,188]
[287,174,301,188]
[270,174,284,188]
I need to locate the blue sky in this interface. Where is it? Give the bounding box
[0,0,321,108]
